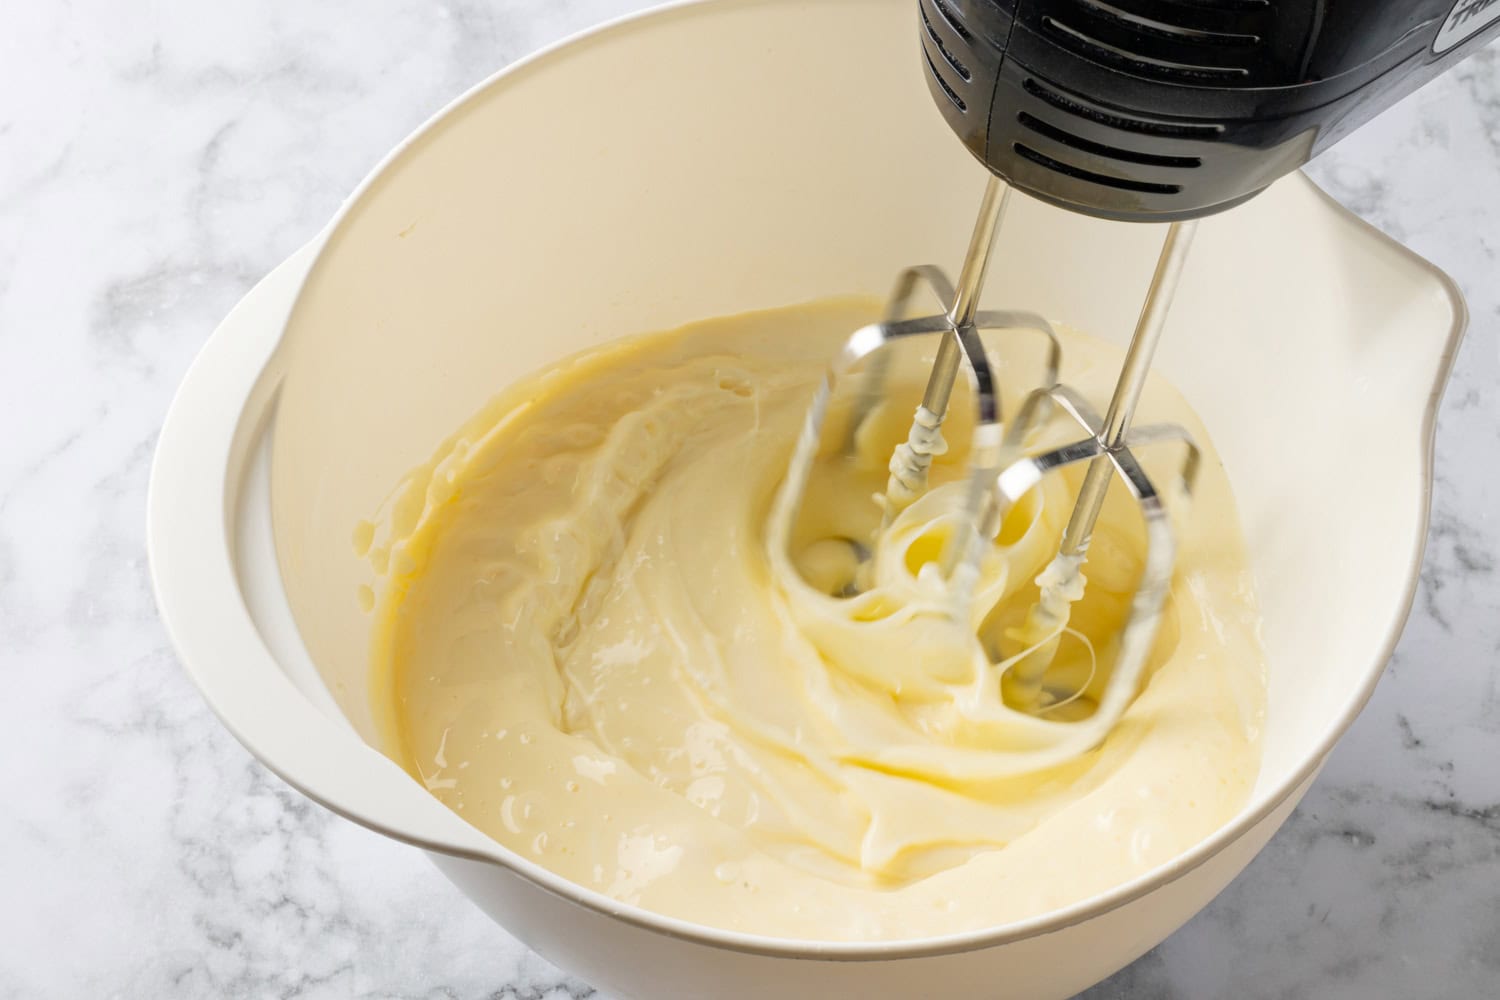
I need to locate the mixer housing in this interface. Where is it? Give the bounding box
[920,0,1500,221]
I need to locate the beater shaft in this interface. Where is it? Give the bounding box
[948,175,1010,330]
[883,176,1011,519]
[1057,219,1198,559]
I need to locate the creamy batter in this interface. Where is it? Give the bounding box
[365,299,1265,940]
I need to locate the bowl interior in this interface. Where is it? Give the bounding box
[269,0,1458,832]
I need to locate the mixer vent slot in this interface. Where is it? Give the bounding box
[922,4,972,80]
[1017,112,1201,168]
[1013,143,1183,195]
[931,0,975,44]
[1022,78,1224,139]
[1041,14,1251,81]
[1075,0,1259,46]
[924,49,967,112]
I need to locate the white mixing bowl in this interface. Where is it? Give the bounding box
[148,0,1465,996]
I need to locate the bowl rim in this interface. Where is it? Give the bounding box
[151,0,1469,962]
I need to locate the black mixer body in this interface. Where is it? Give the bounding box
[920,0,1500,221]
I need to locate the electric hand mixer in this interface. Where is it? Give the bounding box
[771,0,1499,736]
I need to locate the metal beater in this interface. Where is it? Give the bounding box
[768,174,1202,738]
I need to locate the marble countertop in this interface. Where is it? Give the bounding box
[2,1,1496,997]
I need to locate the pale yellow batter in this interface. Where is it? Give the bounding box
[365,299,1265,940]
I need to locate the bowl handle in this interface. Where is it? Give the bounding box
[148,239,502,862]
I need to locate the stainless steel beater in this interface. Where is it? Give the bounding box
[768,174,1203,739]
